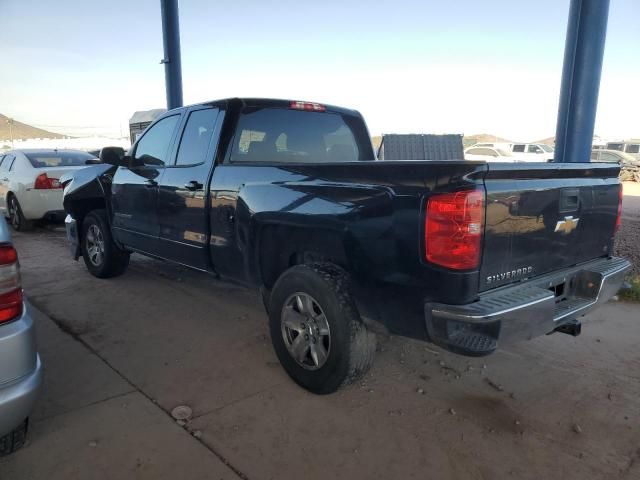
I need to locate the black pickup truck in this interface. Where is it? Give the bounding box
[62,98,630,393]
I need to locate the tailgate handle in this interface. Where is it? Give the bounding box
[560,189,579,212]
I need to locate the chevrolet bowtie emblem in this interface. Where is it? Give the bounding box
[554,216,580,234]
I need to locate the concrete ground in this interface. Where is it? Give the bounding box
[1,193,639,479]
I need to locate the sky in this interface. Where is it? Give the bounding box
[1,0,638,141]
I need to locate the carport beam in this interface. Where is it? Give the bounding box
[160,0,184,110]
[553,0,610,163]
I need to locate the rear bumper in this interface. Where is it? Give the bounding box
[425,256,631,356]
[0,304,43,436]
[18,189,64,220]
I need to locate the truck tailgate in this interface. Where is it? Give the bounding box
[480,163,621,292]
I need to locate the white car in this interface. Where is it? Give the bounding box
[510,143,554,162]
[0,149,98,231]
[464,146,515,162]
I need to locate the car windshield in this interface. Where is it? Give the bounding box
[539,144,554,152]
[24,150,97,168]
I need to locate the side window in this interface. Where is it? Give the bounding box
[590,151,599,161]
[512,144,525,152]
[467,148,482,155]
[1,155,14,171]
[134,115,180,166]
[174,109,219,166]
[600,153,619,163]
[527,145,542,153]
[625,144,640,154]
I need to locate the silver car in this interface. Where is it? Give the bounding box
[0,216,42,455]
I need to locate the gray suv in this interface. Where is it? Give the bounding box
[0,216,42,455]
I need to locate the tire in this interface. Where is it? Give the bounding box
[7,195,33,232]
[81,210,130,278]
[268,263,376,394]
[0,419,28,456]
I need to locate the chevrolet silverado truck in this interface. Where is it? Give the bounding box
[61,98,630,394]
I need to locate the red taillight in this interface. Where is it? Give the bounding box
[615,183,623,234]
[0,245,22,324]
[34,173,62,189]
[425,189,485,270]
[290,101,326,112]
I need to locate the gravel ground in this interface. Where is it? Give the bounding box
[615,182,640,276]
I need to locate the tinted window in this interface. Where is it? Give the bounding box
[527,145,542,153]
[135,115,180,166]
[230,108,372,163]
[175,109,219,166]
[625,144,640,154]
[24,151,95,168]
[512,144,525,152]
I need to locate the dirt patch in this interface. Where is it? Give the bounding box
[615,182,640,276]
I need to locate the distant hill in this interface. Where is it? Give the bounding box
[463,133,513,148]
[0,114,65,141]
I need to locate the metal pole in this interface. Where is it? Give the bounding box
[160,0,184,110]
[553,0,610,163]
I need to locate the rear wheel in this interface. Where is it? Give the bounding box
[0,419,28,456]
[268,263,376,394]
[81,210,130,278]
[8,195,33,231]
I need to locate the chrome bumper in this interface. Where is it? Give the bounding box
[425,256,631,356]
[0,303,43,436]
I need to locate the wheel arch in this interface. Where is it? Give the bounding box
[257,224,350,289]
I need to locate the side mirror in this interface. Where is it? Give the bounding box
[99,146,128,167]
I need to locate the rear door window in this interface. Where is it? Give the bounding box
[174,108,219,166]
[512,144,525,152]
[230,107,372,163]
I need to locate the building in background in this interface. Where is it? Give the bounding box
[377,134,464,160]
[129,109,166,143]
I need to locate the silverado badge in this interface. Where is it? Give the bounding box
[554,216,580,234]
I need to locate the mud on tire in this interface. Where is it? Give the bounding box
[268,263,376,394]
[0,419,28,456]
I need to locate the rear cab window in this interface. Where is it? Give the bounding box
[229,106,373,163]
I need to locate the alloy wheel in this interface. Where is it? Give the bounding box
[281,292,331,370]
[86,224,105,266]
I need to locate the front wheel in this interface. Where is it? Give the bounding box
[268,263,376,394]
[81,210,130,278]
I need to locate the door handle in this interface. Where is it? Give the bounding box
[145,179,158,187]
[184,180,203,191]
